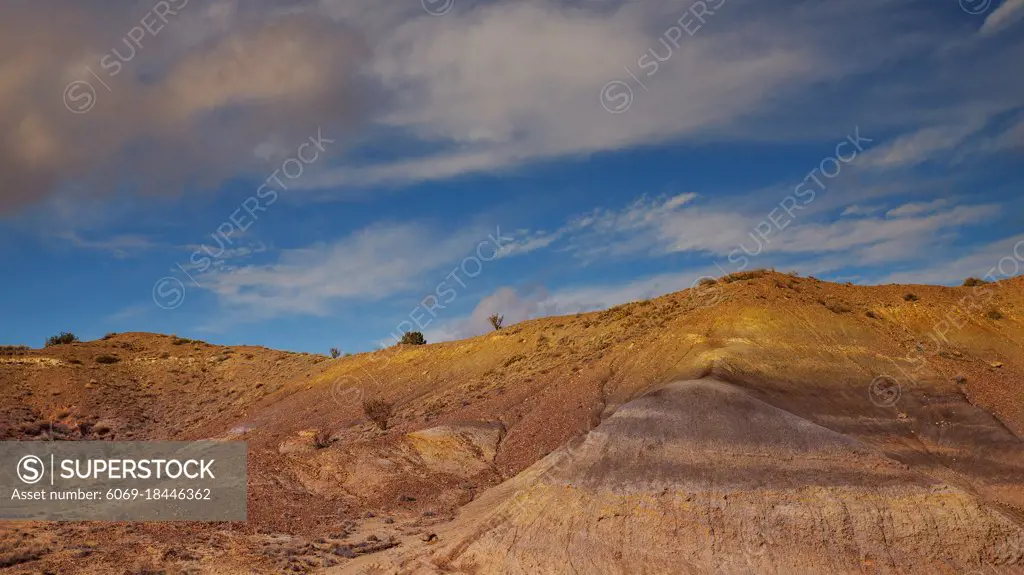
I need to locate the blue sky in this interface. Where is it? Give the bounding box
[0,0,1022,353]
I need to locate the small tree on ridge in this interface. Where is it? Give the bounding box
[488,313,504,331]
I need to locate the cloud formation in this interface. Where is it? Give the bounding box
[3,0,1022,216]
[0,1,365,214]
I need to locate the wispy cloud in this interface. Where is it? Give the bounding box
[198,221,499,318]
[859,122,986,170]
[508,192,997,268]
[58,231,156,258]
[981,0,1024,36]
[871,233,1024,285]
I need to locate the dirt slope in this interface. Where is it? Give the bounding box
[342,379,1024,574]
[1,271,1022,573]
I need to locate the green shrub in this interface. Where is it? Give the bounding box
[903,293,919,302]
[400,331,426,345]
[330,348,341,359]
[45,332,79,347]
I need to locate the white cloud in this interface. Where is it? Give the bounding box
[3,0,1022,211]
[884,199,948,218]
[200,222,490,317]
[766,204,997,262]
[507,191,997,269]
[58,231,156,257]
[840,204,883,217]
[871,233,1024,285]
[981,0,1024,36]
[859,122,985,170]
[298,0,873,190]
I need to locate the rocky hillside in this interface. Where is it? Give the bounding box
[1,271,1022,573]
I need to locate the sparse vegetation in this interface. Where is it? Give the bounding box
[94,355,120,364]
[821,300,851,314]
[903,293,919,302]
[721,269,769,283]
[488,313,504,330]
[102,332,117,340]
[330,348,341,359]
[363,399,393,430]
[963,277,987,287]
[865,310,878,319]
[0,545,46,568]
[954,375,967,385]
[697,277,717,287]
[400,331,426,345]
[0,345,29,355]
[987,309,1004,320]
[45,331,79,347]
[313,428,335,449]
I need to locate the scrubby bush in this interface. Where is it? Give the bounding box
[488,314,504,331]
[330,348,341,359]
[102,332,117,340]
[363,399,393,430]
[0,345,29,356]
[313,428,335,449]
[987,309,1004,320]
[45,332,79,347]
[865,310,878,319]
[94,355,120,364]
[721,269,769,283]
[400,331,426,345]
[697,277,717,287]
[962,277,987,287]
[822,300,851,314]
[903,293,919,302]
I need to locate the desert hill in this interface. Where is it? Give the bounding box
[1,271,1022,573]
[343,379,1024,574]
